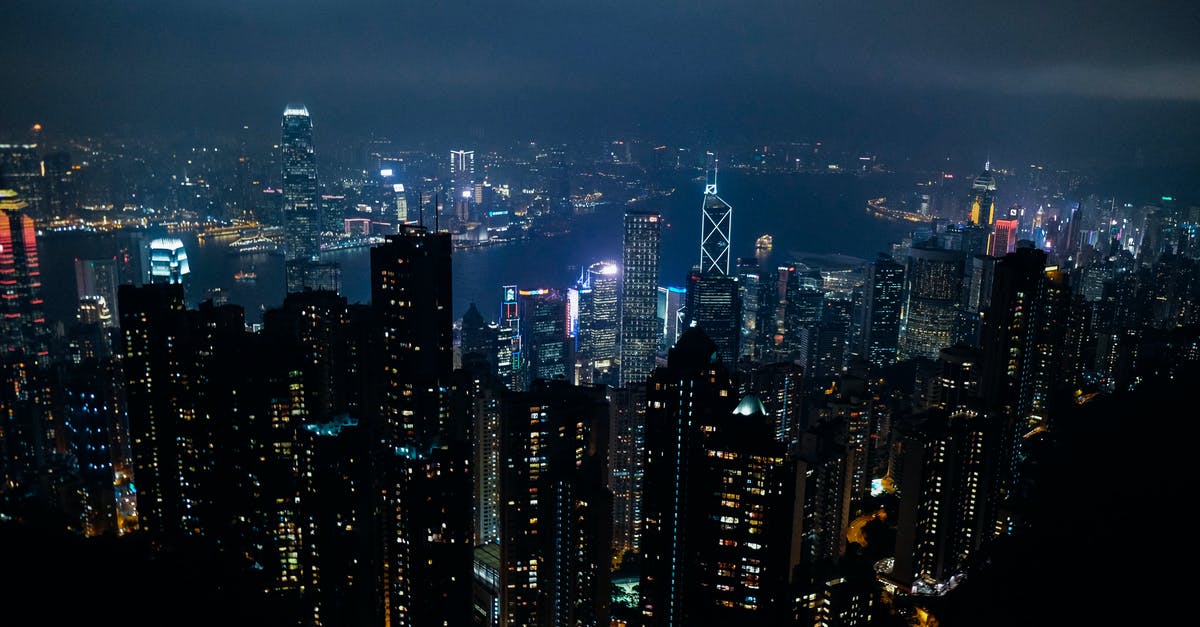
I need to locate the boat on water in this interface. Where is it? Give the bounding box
[228,235,281,255]
[756,234,774,253]
[234,266,257,283]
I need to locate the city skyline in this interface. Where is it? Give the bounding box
[1,4,1196,627]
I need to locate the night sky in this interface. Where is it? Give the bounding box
[3,1,1199,162]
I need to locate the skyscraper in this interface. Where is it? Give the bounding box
[685,165,741,363]
[370,226,472,625]
[989,207,1019,257]
[118,282,191,538]
[979,245,1068,536]
[620,211,661,386]
[75,258,120,325]
[900,245,965,361]
[0,190,49,364]
[699,155,732,276]
[968,164,996,226]
[496,285,523,390]
[859,254,905,368]
[282,103,320,287]
[450,149,475,223]
[148,238,191,286]
[684,270,741,365]
[574,261,620,383]
[499,380,612,626]
[519,288,569,388]
[640,329,796,624]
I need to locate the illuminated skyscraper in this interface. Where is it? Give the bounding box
[574,261,620,382]
[686,163,741,363]
[620,211,661,386]
[657,285,686,347]
[699,154,732,276]
[859,254,905,368]
[0,190,49,364]
[519,288,569,387]
[684,269,741,365]
[450,149,475,223]
[968,163,996,226]
[989,206,1020,256]
[900,245,965,361]
[148,237,191,286]
[497,285,523,390]
[282,103,320,285]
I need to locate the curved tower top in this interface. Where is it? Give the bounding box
[283,103,310,118]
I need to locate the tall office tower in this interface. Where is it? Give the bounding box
[118,283,193,537]
[519,288,569,388]
[497,285,523,390]
[0,190,49,364]
[545,145,571,218]
[783,265,825,354]
[744,360,804,444]
[699,156,732,275]
[370,226,472,625]
[735,257,765,360]
[640,329,795,624]
[282,104,320,287]
[608,384,646,556]
[656,285,686,347]
[450,149,475,223]
[942,221,992,258]
[0,193,53,510]
[967,163,996,226]
[499,380,612,626]
[298,416,375,627]
[574,261,620,383]
[900,245,965,361]
[620,211,662,386]
[75,258,120,325]
[989,207,1019,257]
[684,269,741,366]
[393,183,411,227]
[148,237,191,286]
[0,143,44,218]
[888,406,989,596]
[290,259,341,294]
[858,254,905,368]
[979,245,1068,537]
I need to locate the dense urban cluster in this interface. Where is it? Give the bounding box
[1,105,1197,627]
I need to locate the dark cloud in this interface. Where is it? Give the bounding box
[2,1,1198,161]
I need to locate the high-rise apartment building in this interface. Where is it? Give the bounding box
[499,380,612,626]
